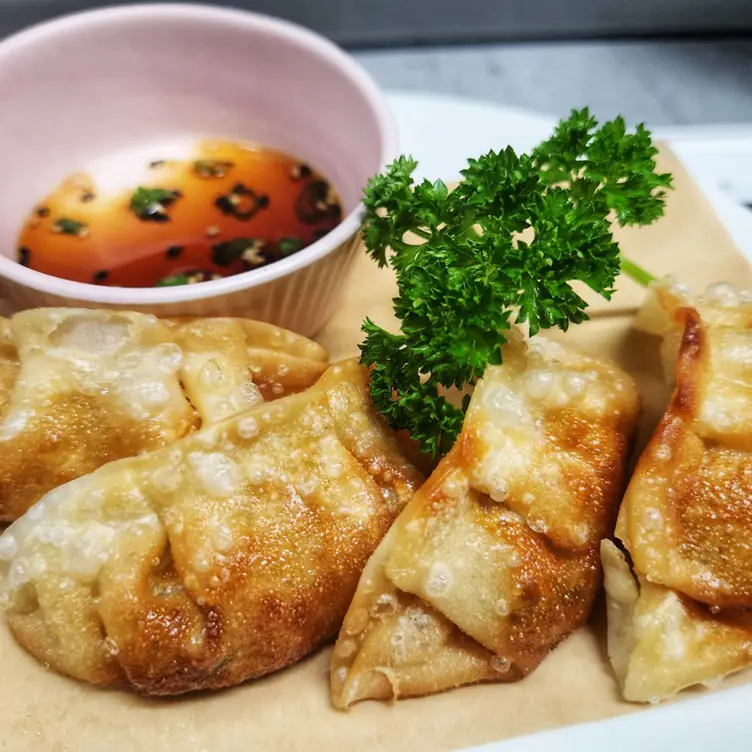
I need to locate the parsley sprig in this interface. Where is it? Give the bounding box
[360,108,673,457]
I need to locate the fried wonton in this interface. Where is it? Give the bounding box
[604,281,752,703]
[0,309,327,522]
[0,360,422,695]
[330,334,639,708]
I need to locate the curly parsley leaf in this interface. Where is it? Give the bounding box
[360,108,672,457]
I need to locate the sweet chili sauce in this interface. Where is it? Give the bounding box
[16,141,343,287]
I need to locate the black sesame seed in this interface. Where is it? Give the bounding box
[214,195,235,214]
[149,160,165,168]
[36,207,50,218]
[214,184,268,221]
[92,270,109,283]
[296,180,339,224]
[81,192,96,203]
[149,210,170,223]
[299,164,312,178]
[212,237,258,266]
[166,245,184,259]
[18,247,30,266]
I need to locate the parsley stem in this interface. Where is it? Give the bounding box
[620,256,656,288]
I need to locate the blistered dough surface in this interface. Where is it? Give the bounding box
[331,334,639,708]
[606,281,752,702]
[0,309,327,521]
[0,360,422,695]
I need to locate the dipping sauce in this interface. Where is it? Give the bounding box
[16,141,342,287]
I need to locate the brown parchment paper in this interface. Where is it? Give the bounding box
[2,147,752,752]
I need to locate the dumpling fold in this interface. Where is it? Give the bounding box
[0,359,422,695]
[330,334,639,708]
[0,308,327,521]
[604,281,752,703]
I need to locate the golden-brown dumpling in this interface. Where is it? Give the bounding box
[0,318,17,421]
[330,335,639,708]
[604,282,752,703]
[0,360,422,695]
[168,316,329,409]
[0,309,327,522]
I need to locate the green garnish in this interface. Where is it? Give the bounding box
[359,107,673,457]
[620,256,657,287]
[155,270,219,286]
[130,187,181,222]
[279,237,304,256]
[53,217,87,236]
[155,274,190,287]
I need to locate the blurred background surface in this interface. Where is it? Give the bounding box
[0,0,751,125]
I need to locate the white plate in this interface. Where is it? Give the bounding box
[384,90,752,752]
[386,90,752,264]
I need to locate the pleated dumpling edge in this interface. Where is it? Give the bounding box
[0,308,328,521]
[331,334,639,709]
[0,358,424,695]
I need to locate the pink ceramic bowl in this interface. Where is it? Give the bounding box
[0,3,395,336]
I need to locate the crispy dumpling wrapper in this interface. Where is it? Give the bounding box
[0,359,422,695]
[605,281,752,703]
[330,334,639,708]
[0,309,327,521]
[0,317,17,421]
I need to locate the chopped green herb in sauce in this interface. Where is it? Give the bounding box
[53,218,88,236]
[130,187,181,222]
[279,237,304,255]
[156,270,220,286]
[155,274,190,287]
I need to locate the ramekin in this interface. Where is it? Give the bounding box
[0,4,396,336]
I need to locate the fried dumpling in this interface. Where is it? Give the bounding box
[635,279,752,387]
[0,318,18,420]
[604,281,752,703]
[0,309,327,522]
[168,316,328,420]
[0,359,423,695]
[330,335,639,708]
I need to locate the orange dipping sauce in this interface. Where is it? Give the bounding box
[16,141,342,287]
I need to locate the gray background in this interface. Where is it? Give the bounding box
[1,0,752,44]
[1,1,751,127]
[356,38,752,126]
